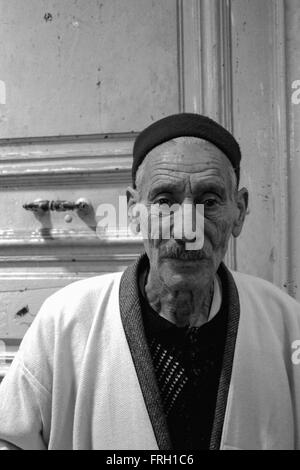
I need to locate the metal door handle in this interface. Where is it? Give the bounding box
[23,199,49,213]
[23,198,90,213]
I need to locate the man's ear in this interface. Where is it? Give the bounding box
[126,186,140,234]
[232,187,249,238]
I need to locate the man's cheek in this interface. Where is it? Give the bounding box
[204,216,232,248]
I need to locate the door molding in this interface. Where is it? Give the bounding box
[179,0,236,268]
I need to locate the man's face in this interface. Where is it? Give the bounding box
[128,138,248,290]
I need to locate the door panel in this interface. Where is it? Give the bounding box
[0,0,179,137]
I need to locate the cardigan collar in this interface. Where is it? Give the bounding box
[119,253,240,450]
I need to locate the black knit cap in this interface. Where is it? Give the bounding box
[132,113,241,187]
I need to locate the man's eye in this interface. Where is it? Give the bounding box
[203,198,219,208]
[156,198,172,206]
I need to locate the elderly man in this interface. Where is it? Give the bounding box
[0,113,300,450]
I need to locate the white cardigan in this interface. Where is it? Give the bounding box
[0,261,300,450]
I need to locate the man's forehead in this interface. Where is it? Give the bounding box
[148,173,228,196]
[144,137,233,172]
[135,138,235,196]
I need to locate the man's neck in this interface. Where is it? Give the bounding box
[144,269,215,328]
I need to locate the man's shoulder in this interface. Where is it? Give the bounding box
[13,271,125,402]
[19,271,125,363]
[230,269,300,315]
[31,271,124,334]
[48,271,123,304]
[231,269,291,296]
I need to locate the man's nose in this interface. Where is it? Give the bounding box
[183,202,197,242]
[172,201,197,242]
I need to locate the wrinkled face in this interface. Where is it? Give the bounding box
[128,138,248,289]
